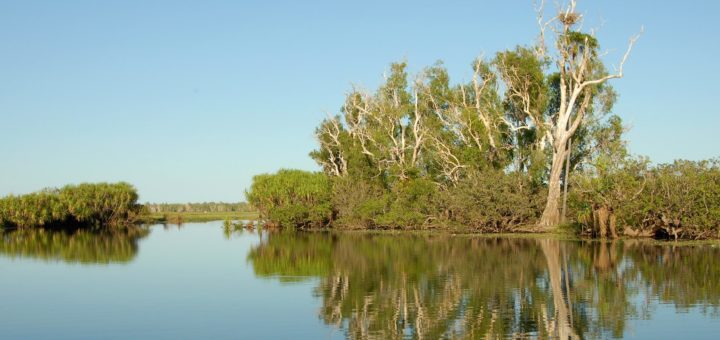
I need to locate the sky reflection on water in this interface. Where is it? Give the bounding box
[1,222,719,339]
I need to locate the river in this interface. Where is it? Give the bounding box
[1,222,719,339]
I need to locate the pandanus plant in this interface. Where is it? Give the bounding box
[0,182,143,230]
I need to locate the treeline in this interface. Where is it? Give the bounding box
[246,2,720,239]
[0,182,144,230]
[247,159,720,239]
[145,202,254,214]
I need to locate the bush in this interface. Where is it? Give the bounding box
[330,177,440,229]
[571,159,720,239]
[60,182,142,227]
[0,182,144,230]
[569,156,648,237]
[0,190,68,228]
[328,171,544,231]
[627,159,720,239]
[330,176,388,229]
[245,169,333,229]
[377,178,438,229]
[440,170,545,232]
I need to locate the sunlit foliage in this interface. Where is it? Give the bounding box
[245,169,333,228]
[0,182,144,230]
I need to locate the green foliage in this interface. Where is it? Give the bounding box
[441,170,546,231]
[0,190,67,229]
[59,182,141,227]
[328,170,544,231]
[569,115,647,227]
[377,178,438,228]
[330,176,388,229]
[497,46,549,121]
[245,169,333,229]
[274,8,715,237]
[565,31,600,56]
[570,119,720,239]
[311,60,511,189]
[0,182,144,230]
[626,160,720,238]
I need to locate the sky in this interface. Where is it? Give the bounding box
[1,0,719,203]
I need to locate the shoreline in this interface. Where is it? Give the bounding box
[221,221,720,244]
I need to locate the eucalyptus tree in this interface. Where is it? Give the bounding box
[312,63,420,182]
[527,0,640,227]
[419,60,509,184]
[309,0,641,230]
[311,61,508,188]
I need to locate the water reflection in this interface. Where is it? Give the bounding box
[248,233,720,339]
[0,227,149,264]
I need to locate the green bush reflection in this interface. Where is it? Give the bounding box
[0,227,149,264]
[249,233,720,339]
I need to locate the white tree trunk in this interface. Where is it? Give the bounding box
[540,146,567,227]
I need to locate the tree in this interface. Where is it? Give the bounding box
[525,0,640,227]
[311,61,507,188]
[307,0,642,230]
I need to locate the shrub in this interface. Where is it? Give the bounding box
[627,159,720,239]
[377,178,438,229]
[329,171,544,231]
[569,156,649,237]
[60,182,142,228]
[440,170,545,232]
[330,177,440,229]
[245,169,333,229]
[571,159,720,239]
[0,190,68,228]
[0,182,143,230]
[330,176,388,229]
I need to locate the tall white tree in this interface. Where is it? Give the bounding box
[533,0,641,227]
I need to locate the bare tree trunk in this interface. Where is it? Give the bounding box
[540,148,567,227]
[561,138,572,223]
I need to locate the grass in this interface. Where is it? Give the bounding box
[147,211,259,224]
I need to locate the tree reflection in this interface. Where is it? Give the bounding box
[0,227,149,264]
[248,233,720,339]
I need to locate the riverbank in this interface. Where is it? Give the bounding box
[233,221,720,243]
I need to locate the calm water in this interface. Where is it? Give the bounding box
[1,222,719,339]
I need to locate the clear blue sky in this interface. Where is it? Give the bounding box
[1,0,718,202]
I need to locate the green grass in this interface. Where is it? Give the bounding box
[148,211,259,224]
